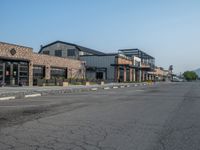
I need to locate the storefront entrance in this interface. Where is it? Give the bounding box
[0,60,29,86]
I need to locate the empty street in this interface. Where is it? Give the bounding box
[0,82,200,150]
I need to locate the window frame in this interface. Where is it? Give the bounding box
[55,50,62,57]
[67,49,76,56]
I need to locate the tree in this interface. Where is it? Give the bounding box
[183,71,198,81]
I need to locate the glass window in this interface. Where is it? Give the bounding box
[55,50,62,57]
[51,67,67,79]
[43,51,50,55]
[33,66,45,79]
[135,61,140,67]
[19,62,29,86]
[67,49,76,56]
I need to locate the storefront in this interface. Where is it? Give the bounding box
[0,42,85,86]
[0,59,29,86]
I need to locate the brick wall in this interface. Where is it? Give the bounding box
[0,42,85,86]
[117,56,133,65]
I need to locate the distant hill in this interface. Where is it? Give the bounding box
[194,68,200,77]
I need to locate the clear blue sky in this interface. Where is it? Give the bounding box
[1,0,200,73]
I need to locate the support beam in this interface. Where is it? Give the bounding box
[123,65,126,82]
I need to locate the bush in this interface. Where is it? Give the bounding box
[183,71,198,81]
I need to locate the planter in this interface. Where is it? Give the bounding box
[36,79,46,86]
[85,81,90,86]
[100,81,104,85]
[62,82,69,87]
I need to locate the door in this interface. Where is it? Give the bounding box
[0,63,4,84]
[13,63,19,85]
[5,62,11,85]
[4,62,19,86]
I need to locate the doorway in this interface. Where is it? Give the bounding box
[0,60,29,86]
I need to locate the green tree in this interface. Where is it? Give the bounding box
[183,71,198,81]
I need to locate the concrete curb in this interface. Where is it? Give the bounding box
[0,82,156,100]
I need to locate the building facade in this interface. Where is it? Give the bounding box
[80,53,141,82]
[119,49,155,81]
[0,42,85,86]
[39,41,105,60]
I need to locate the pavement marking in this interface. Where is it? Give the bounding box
[0,105,21,107]
[126,85,130,87]
[113,86,118,89]
[134,84,138,87]
[0,96,15,101]
[103,87,110,90]
[135,90,145,92]
[91,88,98,91]
[120,86,125,88]
[25,93,41,98]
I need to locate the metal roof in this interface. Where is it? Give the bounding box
[119,49,155,59]
[39,40,105,55]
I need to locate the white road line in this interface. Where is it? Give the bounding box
[103,87,110,90]
[120,86,125,88]
[0,96,15,101]
[113,86,118,89]
[126,85,130,87]
[25,94,41,98]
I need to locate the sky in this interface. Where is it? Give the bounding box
[1,0,200,74]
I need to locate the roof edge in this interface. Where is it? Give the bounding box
[0,41,33,50]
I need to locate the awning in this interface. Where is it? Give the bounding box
[110,64,140,69]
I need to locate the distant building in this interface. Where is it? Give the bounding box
[118,49,155,81]
[39,41,105,59]
[153,67,166,81]
[0,42,85,86]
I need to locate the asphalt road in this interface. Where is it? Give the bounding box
[0,82,200,150]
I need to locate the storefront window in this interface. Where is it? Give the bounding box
[51,67,67,79]
[33,66,45,79]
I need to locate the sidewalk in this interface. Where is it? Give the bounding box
[0,82,153,100]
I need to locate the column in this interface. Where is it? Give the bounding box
[142,70,145,81]
[45,65,50,80]
[115,66,120,82]
[133,69,136,82]
[130,68,133,82]
[123,65,126,82]
[28,62,33,86]
[139,70,142,82]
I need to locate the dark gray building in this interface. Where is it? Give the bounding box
[80,53,139,82]
[39,41,105,60]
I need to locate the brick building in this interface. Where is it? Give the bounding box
[119,49,155,81]
[0,42,85,86]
